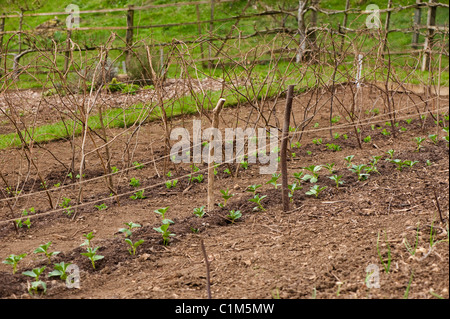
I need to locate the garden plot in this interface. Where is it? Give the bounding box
[0,86,448,299]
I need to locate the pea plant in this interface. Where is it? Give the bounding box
[95,203,108,211]
[80,232,104,269]
[119,222,141,237]
[153,207,175,245]
[389,159,419,171]
[16,207,34,229]
[306,185,327,198]
[165,179,178,189]
[249,194,267,211]
[344,155,355,167]
[288,183,302,202]
[22,266,47,295]
[414,137,426,152]
[302,165,322,183]
[129,177,140,187]
[246,184,262,195]
[266,173,281,189]
[48,262,72,281]
[130,190,146,200]
[219,189,234,207]
[326,143,342,152]
[329,175,344,189]
[323,163,335,174]
[227,210,242,223]
[81,247,104,269]
[193,206,206,218]
[59,197,73,216]
[349,164,370,181]
[3,253,27,274]
[34,242,60,264]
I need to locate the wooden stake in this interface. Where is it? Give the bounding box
[207,98,225,212]
[281,85,295,212]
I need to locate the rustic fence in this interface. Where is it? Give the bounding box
[0,0,448,81]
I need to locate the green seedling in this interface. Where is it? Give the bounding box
[119,222,141,237]
[313,122,319,128]
[246,184,262,195]
[153,224,175,246]
[381,128,390,136]
[224,168,231,175]
[327,144,342,152]
[165,179,178,189]
[40,181,47,189]
[305,185,327,198]
[3,253,27,274]
[133,161,144,170]
[125,238,145,255]
[154,207,173,225]
[16,208,34,229]
[331,116,340,123]
[302,165,321,183]
[130,190,146,200]
[22,266,47,295]
[111,166,119,173]
[371,124,376,131]
[414,137,426,152]
[306,151,312,155]
[81,247,104,269]
[193,206,206,218]
[54,183,61,188]
[293,172,304,183]
[240,161,249,170]
[365,156,382,175]
[249,194,267,211]
[190,227,199,233]
[426,160,432,166]
[312,138,322,145]
[192,174,204,183]
[430,291,444,299]
[266,173,281,189]
[363,136,371,143]
[376,230,391,273]
[349,164,370,181]
[129,177,140,187]
[59,197,73,216]
[288,183,302,202]
[220,189,234,207]
[404,223,420,256]
[292,142,301,148]
[344,155,354,167]
[190,164,200,172]
[385,121,392,127]
[386,149,395,160]
[48,262,72,281]
[227,210,242,223]
[323,163,335,174]
[34,242,60,264]
[428,134,438,145]
[329,175,344,189]
[94,203,108,211]
[342,134,348,140]
[404,270,414,299]
[405,119,413,125]
[333,133,340,139]
[389,159,418,171]
[80,232,95,248]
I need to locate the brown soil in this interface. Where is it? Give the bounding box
[0,85,448,300]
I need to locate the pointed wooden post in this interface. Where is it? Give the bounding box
[422,0,436,72]
[412,0,423,50]
[281,85,295,212]
[207,98,225,212]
